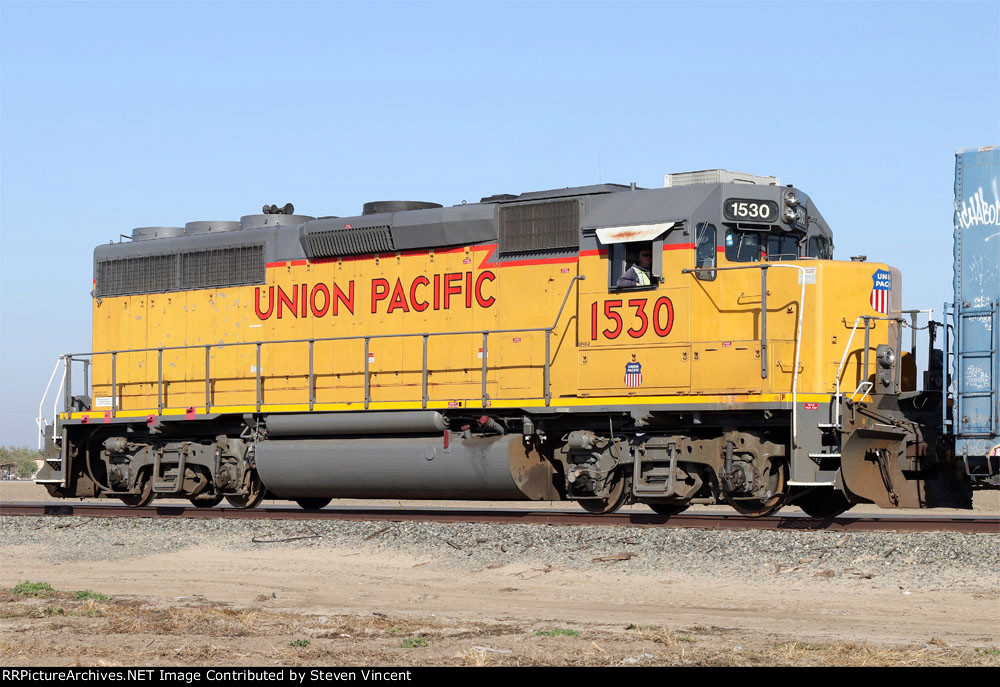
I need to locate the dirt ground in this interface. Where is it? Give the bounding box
[2,481,999,667]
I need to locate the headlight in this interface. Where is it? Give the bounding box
[877,347,895,369]
[783,190,800,207]
[782,207,799,223]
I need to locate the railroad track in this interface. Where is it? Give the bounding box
[2,502,998,533]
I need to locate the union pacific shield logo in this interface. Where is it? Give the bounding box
[625,362,642,388]
[870,270,891,314]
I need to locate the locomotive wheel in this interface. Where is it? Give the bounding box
[44,483,70,498]
[724,460,788,518]
[189,494,223,508]
[577,471,629,515]
[119,473,154,508]
[225,470,265,509]
[795,488,853,519]
[295,498,332,510]
[647,503,689,516]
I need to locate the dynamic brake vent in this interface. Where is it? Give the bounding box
[305,226,394,258]
[499,200,579,256]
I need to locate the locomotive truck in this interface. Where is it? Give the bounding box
[35,159,1000,517]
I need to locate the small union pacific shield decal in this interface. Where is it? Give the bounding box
[870,269,891,314]
[625,362,642,388]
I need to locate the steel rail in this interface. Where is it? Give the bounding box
[1,503,997,534]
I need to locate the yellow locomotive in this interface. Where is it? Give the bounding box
[36,170,972,516]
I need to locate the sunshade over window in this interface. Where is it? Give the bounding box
[595,222,675,245]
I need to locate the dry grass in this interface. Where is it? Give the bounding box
[312,613,511,642]
[782,642,1000,667]
[457,648,496,666]
[626,623,691,647]
[102,604,299,637]
[681,640,999,667]
[0,639,29,659]
[313,613,442,639]
[2,587,997,667]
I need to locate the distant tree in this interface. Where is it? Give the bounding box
[16,455,38,479]
[0,446,43,480]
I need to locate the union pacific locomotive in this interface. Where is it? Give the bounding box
[35,164,1000,517]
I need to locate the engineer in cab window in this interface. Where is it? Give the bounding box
[616,244,653,288]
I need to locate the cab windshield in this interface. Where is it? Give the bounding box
[766,234,799,261]
[725,230,762,262]
[725,229,829,262]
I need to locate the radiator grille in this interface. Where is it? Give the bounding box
[96,255,176,297]
[305,226,394,258]
[181,246,264,290]
[499,200,579,255]
[96,245,264,297]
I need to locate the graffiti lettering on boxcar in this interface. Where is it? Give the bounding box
[955,186,1000,230]
[590,297,673,340]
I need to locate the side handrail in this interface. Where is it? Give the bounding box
[833,310,928,427]
[36,357,64,450]
[58,275,586,359]
[943,304,954,431]
[49,275,587,419]
[850,381,874,403]
[834,317,863,428]
[682,263,809,455]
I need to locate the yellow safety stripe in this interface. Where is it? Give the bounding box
[61,393,834,420]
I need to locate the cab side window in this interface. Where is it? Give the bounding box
[608,244,628,287]
[695,223,716,281]
[725,229,761,262]
[609,242,657,290]
[807,236,832,259]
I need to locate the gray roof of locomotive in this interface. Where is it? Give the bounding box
[93,180,833,268]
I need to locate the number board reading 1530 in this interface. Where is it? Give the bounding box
[724,198,779,221]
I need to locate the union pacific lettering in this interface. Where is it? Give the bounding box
[254,271,496,320]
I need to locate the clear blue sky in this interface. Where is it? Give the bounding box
[1,0,998,445]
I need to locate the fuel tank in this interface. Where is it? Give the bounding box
[254,433,561,501]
